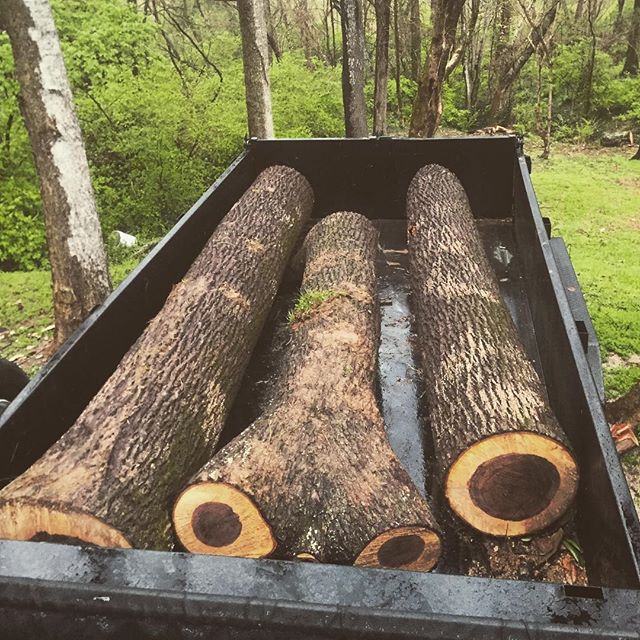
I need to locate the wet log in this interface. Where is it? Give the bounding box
[173,212,442,570]
[0,166,313,549]
[407,164,579,537]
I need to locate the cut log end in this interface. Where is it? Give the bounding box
[0,502,131,548]
[354,526,442,571]
[173,482,276,557]
[445,432,578,536]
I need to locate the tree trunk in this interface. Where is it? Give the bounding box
[488,0,559,125]
[0,0,111,346]
[461,0,482,112]
[330,0,338,65]
[408,0,464,137]
[174,212,442,570]
[264,0,281,63]
[407,165,579,537]
[393,0,403,125]
[373,0,391,135]
[0,166,313,550]
[488,0,513,123]
[296,0,314,62]
[238,0,274,137]
[606,381,640,427]
[623,0,640,76]
[616,0,626,28]
[541,62,553,159]
[584,0,598,115]
[340,0,368,137]
[409,0,421,81]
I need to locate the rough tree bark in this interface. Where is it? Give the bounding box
[174,212,442,571]
[407,165,579,536]
[0,0,111,346]
[0,166,313,550]
[409,0,421,81]
[607,381,640,428]
[373,0,391,135]
[408,0,465,137]
[623,0,640,76]
[488,0,560,124]
[393,0,403,125]
[238,0,274,137]
[264,0,282,63]
[461,0,483,111]
[340,0,368,137]
[616,0,626,29]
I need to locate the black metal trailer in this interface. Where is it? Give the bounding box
[0,136,638,639]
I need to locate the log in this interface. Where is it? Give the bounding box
[0,166,313,549]
[407,164,579,537]
[173,212,442,570]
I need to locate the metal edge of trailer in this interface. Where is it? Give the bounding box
[512,148,640,589]
[0,137,638,639]
[0,542,639,639]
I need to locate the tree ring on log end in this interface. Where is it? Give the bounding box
[469,454,560,520]
[173,482,275,557]
[353,525,442,571]
[446,432,579,536]
[191,502,242,547]
[0,502,131,548]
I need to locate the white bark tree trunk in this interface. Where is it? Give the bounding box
[0,0,111,346]
[237,0,275,138]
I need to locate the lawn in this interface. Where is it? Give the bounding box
[530,146,640,399]
[1,145,639,397]
[0,260,137,374]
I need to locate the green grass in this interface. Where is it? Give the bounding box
[0,259,138,373]
[530,147,640,399]
[287,289,343,323]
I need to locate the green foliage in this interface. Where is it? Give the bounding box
[0,2,349,271]
[272,53,344,137]
[561,538,585,567]
[0,195,47,271]
[441,72,473,132]
[509,39,640,141]
[288,289,344,323]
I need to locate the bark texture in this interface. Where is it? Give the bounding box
[174,212,441,570]
[408,0,464,137]
[1,0,111,345]
[340,0,368,137]
[0,166,313,549]
[238,0,274,137]
[409,0,421,81]
[488,0,560,124]
[623,0,640,76]
[373,0,390,136]
[408,165,578,536]
[606,381,640,428]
